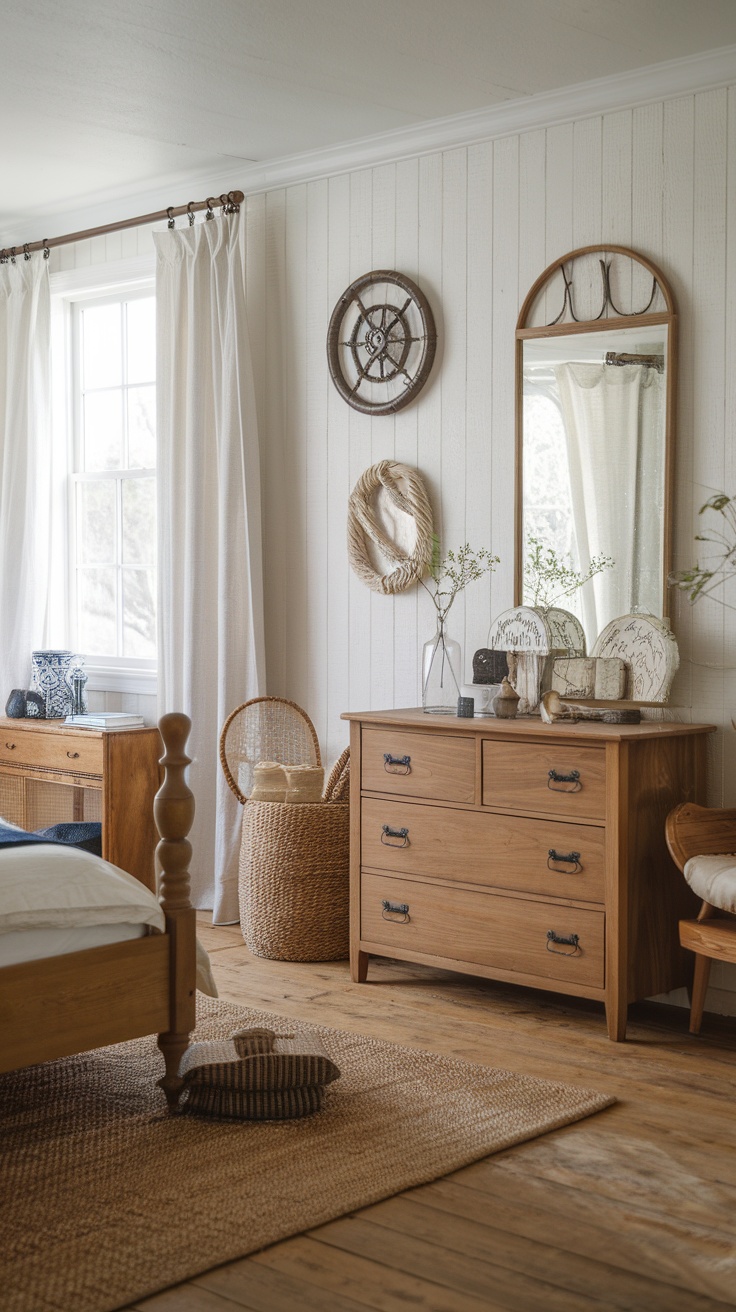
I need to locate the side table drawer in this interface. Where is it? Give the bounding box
[361,797,605,902]
[483,740,606,820]
[0,730,103,776]
[361,872,605,988]
[361,728,475,803]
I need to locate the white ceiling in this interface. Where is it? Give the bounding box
[3,0,736,239]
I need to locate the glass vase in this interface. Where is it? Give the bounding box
[422,622,462,713]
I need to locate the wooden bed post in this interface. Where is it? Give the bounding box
[154,712,197,1109]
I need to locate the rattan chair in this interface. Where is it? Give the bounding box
[665,803,736,1034]
[219,696,321,805]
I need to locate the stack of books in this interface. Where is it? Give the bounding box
[64,712,145,731]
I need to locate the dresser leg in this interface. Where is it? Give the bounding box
[351,950,369,983]
[605,998,627,1041]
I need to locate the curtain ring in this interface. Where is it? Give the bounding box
[219,193,230,216]
[187,201,195,227]
[205,197,215,220]
[10,247,16,263]
[23,243,31,261]
[167,206,175,230]
[42,239,50,259]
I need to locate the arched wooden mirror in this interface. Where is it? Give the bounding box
[515,245,677,652]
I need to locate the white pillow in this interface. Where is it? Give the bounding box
[0,844,165,933]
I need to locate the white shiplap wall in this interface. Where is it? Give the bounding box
[243,86,736,1012]
[49,85,736,1010]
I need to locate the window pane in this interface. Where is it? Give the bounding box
[127,385,156,468]
[122,568,156,658]
[77,481,116,564]
[122,477,155,564]
[81,303,122,389]
[84,390,123,470]
[126,297,156,385]
[77,569,117,655]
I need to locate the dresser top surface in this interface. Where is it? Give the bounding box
[0,716,158,738]
[341,707,717,742]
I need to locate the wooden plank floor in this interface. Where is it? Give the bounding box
[133,916,736,1312]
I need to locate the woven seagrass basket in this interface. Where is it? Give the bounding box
[238,799,350,961]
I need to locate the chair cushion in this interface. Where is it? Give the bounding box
[683,854,736,913]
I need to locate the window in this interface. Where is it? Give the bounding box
[68,288,157,669]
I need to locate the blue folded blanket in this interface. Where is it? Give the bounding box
[0,821,103,857]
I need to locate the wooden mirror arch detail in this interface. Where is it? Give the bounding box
[514,244,678,631]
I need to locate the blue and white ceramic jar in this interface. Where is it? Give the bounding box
[30,650,76,719]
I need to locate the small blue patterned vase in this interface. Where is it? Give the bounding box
[30,650,77,719]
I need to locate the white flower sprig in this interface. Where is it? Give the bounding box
[420,539,499,624]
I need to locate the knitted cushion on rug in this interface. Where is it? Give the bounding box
[178,1027,341,1120]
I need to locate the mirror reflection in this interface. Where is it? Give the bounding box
[521,323,667,649]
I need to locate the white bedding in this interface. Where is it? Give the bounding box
[0,921,148,967]
[0,844,217,995]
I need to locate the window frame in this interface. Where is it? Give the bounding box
[50,256,157,696]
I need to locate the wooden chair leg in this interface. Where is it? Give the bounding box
[689,953,712,1035]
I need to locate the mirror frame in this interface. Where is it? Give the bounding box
[514,244,678,627]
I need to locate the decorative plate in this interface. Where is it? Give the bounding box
[591,613,679,702]
[326,270,437,415]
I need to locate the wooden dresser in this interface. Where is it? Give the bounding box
[343,708,715,1040]
[0,717,162,888]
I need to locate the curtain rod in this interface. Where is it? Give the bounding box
[0,190,245,261]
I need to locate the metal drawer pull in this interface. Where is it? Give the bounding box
[381,824,409,848]
[546,930,581,956]
[382,899,410,922]
[548,768,582,793]
[384,753,411,775]
[547,848,582,874]
[5,742,16,750]
[66,750,80,760]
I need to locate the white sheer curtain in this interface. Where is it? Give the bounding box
[555,362,664,640]
[155,215,265,923]
[0,258,51,698]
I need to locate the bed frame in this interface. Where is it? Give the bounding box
[0,711,196,1109]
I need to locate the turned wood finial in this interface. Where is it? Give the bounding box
[155,712,195,912]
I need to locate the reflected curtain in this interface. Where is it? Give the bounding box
[555,362,664,640]
[155,215,265,922]
[0,258,51,698]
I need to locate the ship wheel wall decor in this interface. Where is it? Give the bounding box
[327,270,437,415]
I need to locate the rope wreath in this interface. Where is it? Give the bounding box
[347,460,434,594]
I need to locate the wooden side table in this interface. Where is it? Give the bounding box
[0,717,162,890]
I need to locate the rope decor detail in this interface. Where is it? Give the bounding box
[347,460,434,594]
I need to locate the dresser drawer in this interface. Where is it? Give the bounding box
[361,797,605,902]
[483,741,606,820]
[361,873,605,988]
[361,728,475,803]
[0,730,103,776]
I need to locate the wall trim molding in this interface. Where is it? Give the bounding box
[49,254,155,296]
[7,42,736,246]
[241,42,736,193]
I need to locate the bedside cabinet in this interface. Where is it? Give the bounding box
[0,718,162,890]
[343,708,715,1040]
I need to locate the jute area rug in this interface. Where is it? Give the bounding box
[1,997,614,1312]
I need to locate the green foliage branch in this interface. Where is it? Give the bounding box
[670,493,736,610]
[524,536,614,611]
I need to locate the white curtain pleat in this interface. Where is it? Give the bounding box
[0,258,51,698]
[555,362,664,640]
[155,216,265,922]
